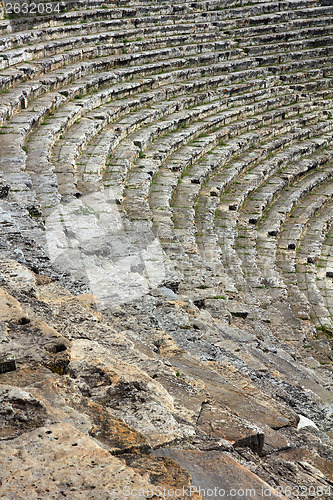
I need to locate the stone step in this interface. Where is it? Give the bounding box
[4,70,288,208]
[1,20,332,125]
[0,19,222,53]
[71,86,291,199]
[249,165,333,314]
[82,82,263,194]
[194,121,332,295]
[316,222,333,319]
[152,110,328,291]
[0,33,238,73]
[123,92,313,220]
[0,71,281,209]
[0,52,265,126]
[239,26,333,54]
[2,11,331,71]
[234,11,332,34]
[277,190,333,329]
[1,19,331,89]
[4,0,322,37]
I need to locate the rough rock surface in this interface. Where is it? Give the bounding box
[0,255,332,498]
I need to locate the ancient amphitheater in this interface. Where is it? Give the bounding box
[0,0,333,498]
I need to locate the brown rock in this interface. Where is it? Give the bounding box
[0,423,166,499]
[0,355,16,374]
[197,403,264,454]
[170,357,298,430]
[153,449,287,499]
[0,386,48,439]
[121,454,204,500]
